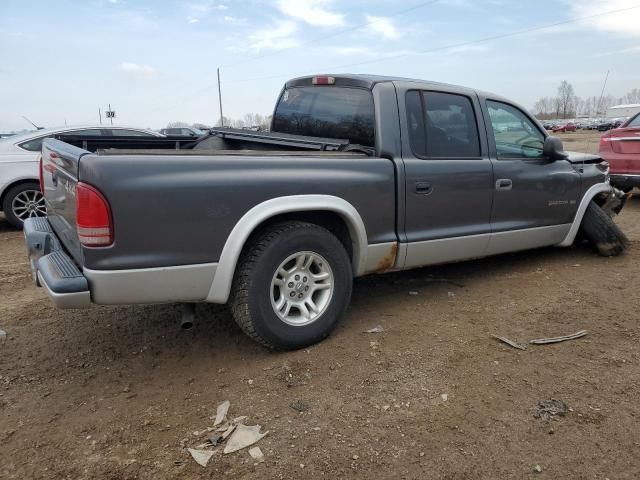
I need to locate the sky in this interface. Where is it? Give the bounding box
[1,0,639,131]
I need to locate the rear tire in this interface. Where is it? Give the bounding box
[578,201,629,257]
[230,221,352,350]
[2,182,46,229]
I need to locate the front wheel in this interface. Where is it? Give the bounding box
[2,182,46,229]
[578,201,629,257]
[230,221,353,350]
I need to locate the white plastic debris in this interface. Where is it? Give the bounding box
[214,400,230,426]
[0,330,6,344]
[249,446,265,463]
[188,448,215,467]
[366,326,385,333]
[221,424,236,440]
[441,393,448,402]
[223,424,268,454]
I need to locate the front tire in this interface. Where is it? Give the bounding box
[578,201,629,257]
[230,221,353,350]
[2,182,46,229]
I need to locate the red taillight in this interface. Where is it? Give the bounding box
[312,76,335,85]
[599,134,613,153]
[76,182,113,247]
[38,155,44,193]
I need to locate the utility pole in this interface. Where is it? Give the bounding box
[217,67,224,127]
[596,70,610,116]
[98,107,102,125]
[108,103,113,125]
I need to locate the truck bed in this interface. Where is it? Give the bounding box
[54,127,366,155]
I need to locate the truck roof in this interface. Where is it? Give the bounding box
[286,74,507,103]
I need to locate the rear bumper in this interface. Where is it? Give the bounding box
[24,217,219,309]
[610,174,640,189]
[23,217,92,308]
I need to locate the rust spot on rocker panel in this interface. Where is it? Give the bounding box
[375,242,398,272]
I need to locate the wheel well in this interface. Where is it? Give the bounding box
[247,210,354,260]
[0,179,40,210]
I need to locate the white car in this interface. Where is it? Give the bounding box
[0,125,163,228]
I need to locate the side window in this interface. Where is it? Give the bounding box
[67,129,103,136]
[486,101,545,159]
[18,137,44,151]
[406,90,481,158]
[110,129,150,136]
[628,114,640,128]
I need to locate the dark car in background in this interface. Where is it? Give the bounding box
[159,127,206,137]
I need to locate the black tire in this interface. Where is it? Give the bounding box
[230,221,353,350]
[579,201,629,257]
[2,182,45,229]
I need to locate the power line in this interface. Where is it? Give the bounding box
[227,3,640,84]
[220,0,440,69]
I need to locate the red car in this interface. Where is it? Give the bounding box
[599,112,640,192]
[552,122,576,133]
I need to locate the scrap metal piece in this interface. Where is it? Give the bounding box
[491,334,526,350]
[529,330,588,345]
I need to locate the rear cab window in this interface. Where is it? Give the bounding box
[405,90,481,158]
[272,86,375,147]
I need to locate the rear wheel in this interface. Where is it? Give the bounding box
[2,182,46,229]
[230,221,353,350]
[578,201,629,257]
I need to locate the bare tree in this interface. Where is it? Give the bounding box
[557,81,576,119]
[166,121,190,128]
[620,88,640,104]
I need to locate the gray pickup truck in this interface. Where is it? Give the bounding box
[24,74,628,350]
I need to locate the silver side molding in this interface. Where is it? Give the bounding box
[84,263,217,305]
[402,224,571,270]
[205,195,369,304]
[557,181,612,247]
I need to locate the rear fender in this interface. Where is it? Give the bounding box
[205,195,369,304]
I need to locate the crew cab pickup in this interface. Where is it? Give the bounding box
[24,74,628,350]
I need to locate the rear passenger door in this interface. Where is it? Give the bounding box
[401,89,494,269]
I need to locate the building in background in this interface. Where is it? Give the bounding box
[606,104,640,118]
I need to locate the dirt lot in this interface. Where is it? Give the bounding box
[2,135,639,479]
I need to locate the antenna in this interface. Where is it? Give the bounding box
[217,67,224,127]
[596,70,610,116]
[21,116,43,130]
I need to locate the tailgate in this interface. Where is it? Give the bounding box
[41,138,89,265]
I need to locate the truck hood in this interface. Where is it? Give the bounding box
[565,151,603,164]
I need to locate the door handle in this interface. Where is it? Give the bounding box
[495,179,512,191]
[415,181,433,195]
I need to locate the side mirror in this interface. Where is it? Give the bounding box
[543,136,568,161]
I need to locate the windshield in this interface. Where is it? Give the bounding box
[272,86,375,146]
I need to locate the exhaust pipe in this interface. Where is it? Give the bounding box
[180,303,195,330]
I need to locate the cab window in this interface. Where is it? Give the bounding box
[272,86,375,147]
[486,101,545,159]
[406,90,481,158]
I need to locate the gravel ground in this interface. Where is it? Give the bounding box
[1,133,639,479]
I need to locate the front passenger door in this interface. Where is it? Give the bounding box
[484,100,580,235]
